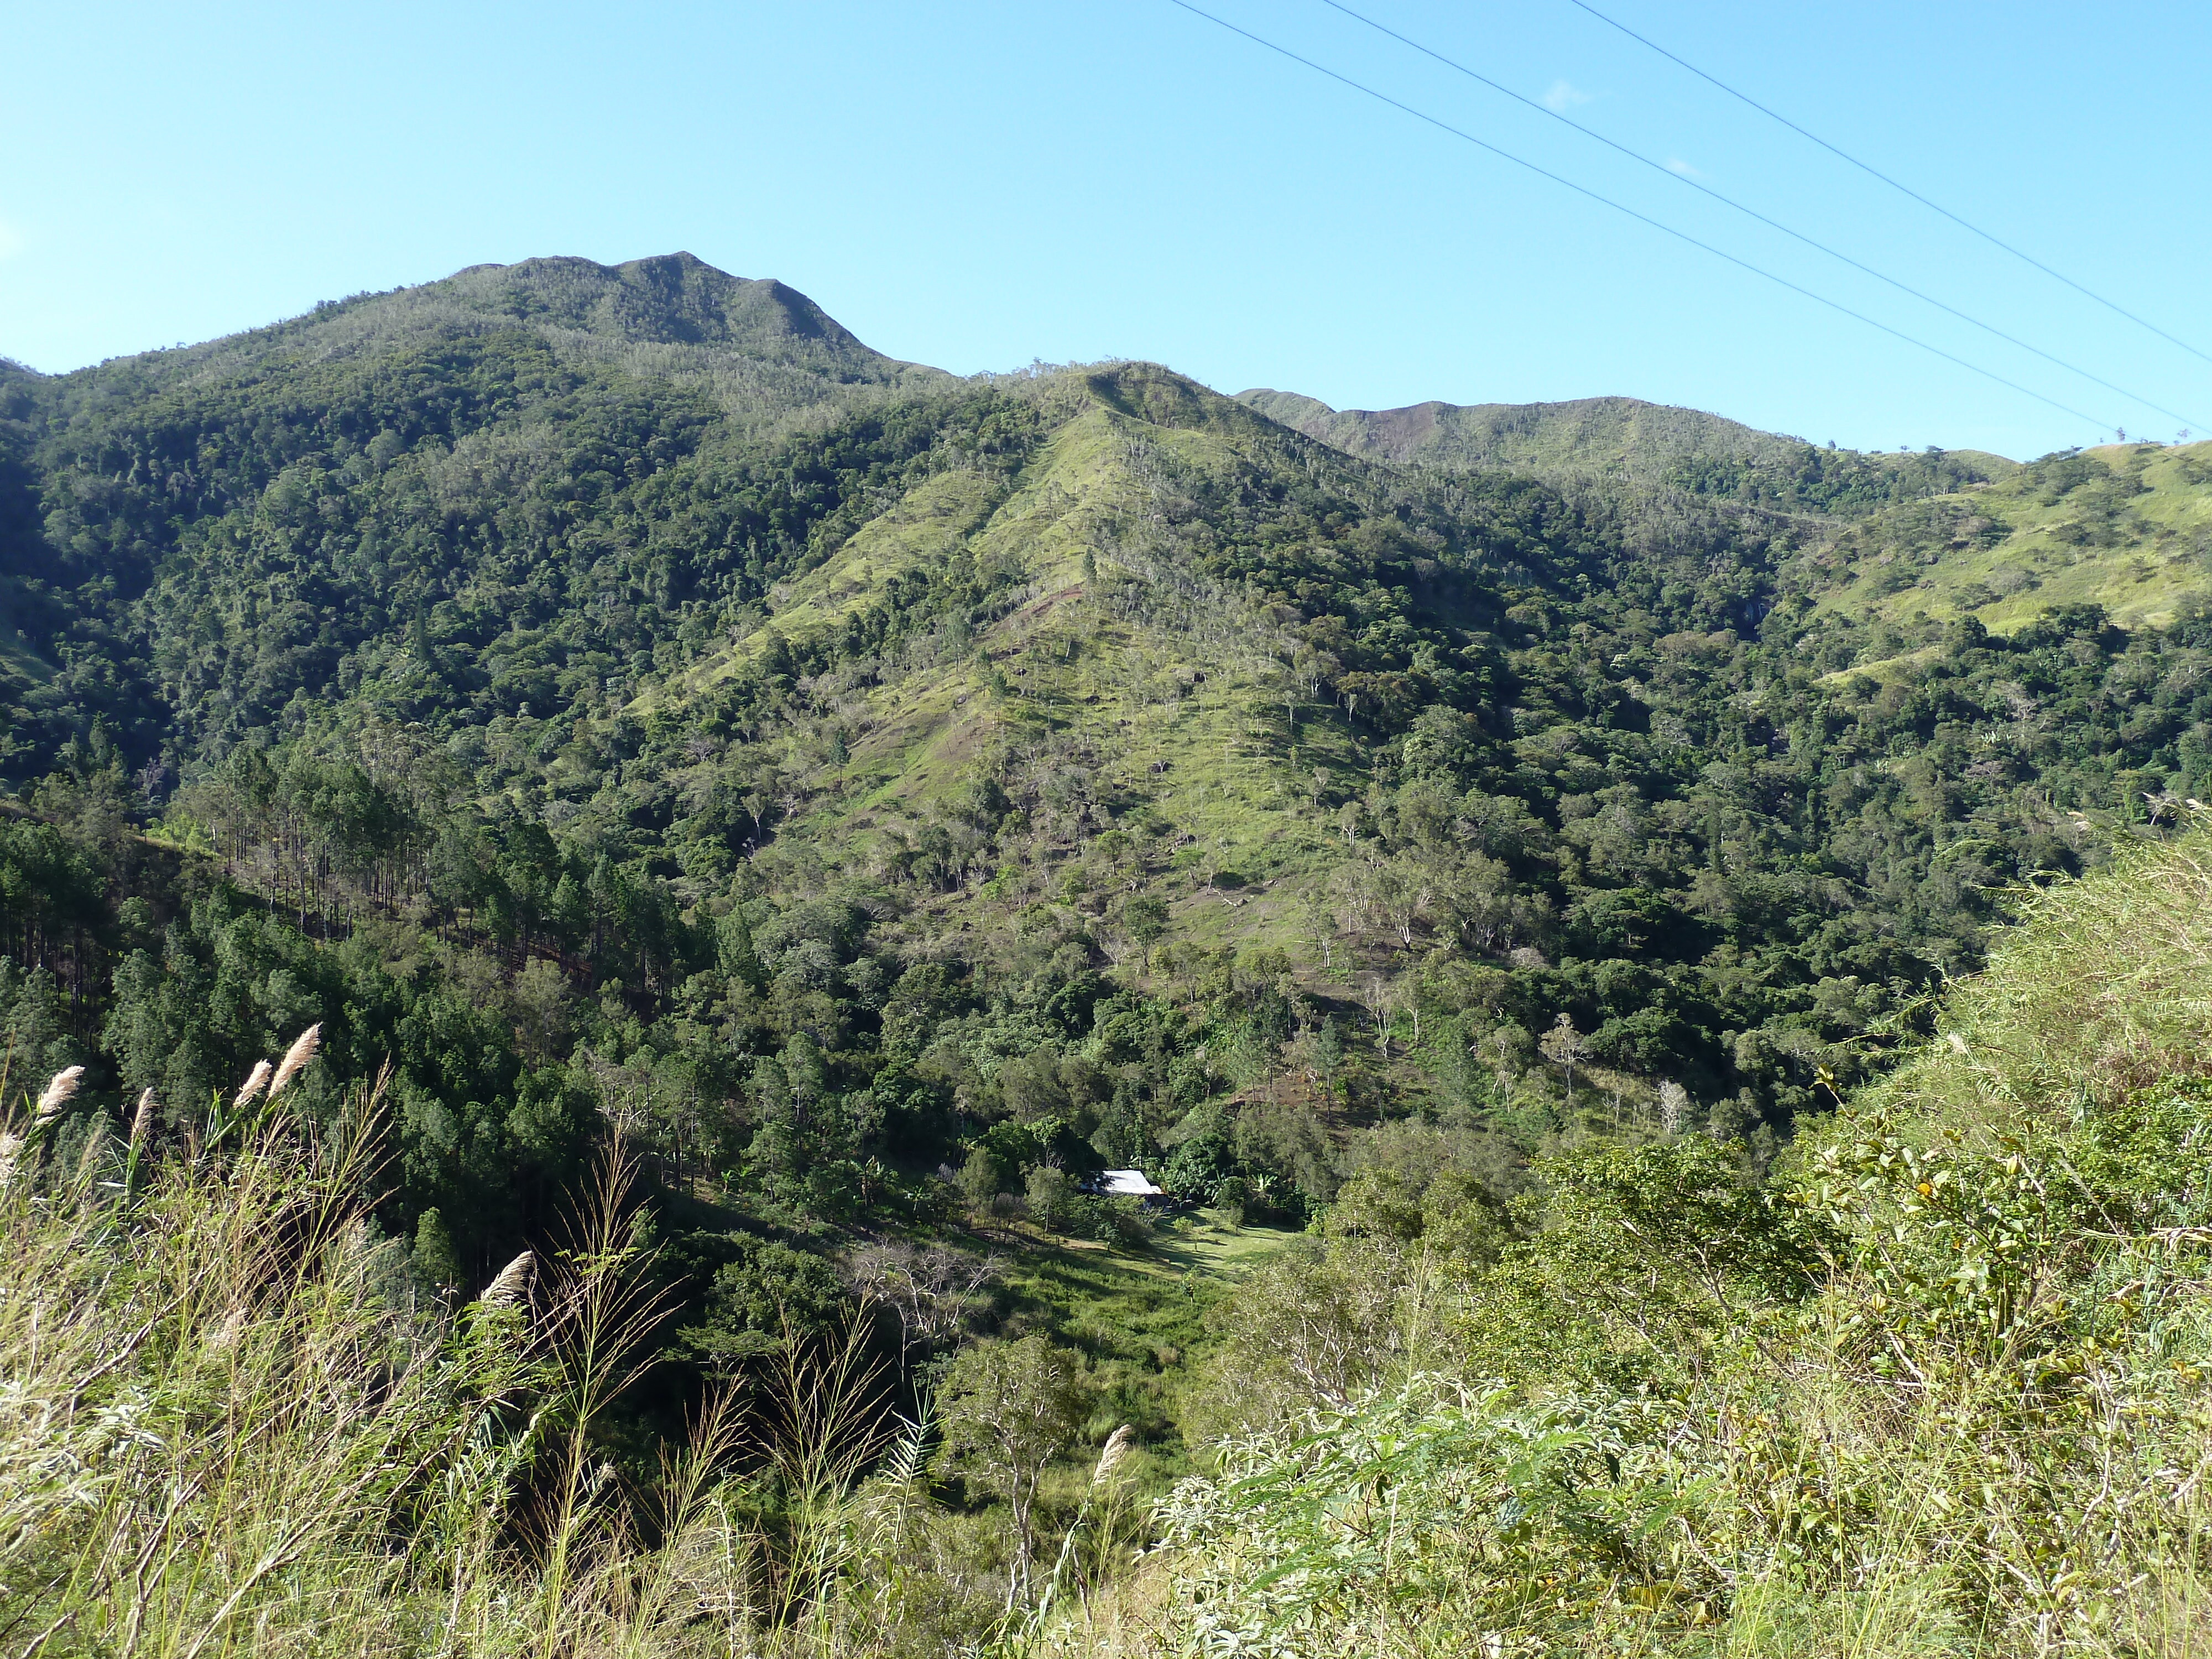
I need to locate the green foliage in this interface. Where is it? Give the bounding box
[935,1333,1093,1573]
[14,255,2212,1653]
[1023,1164,1076,1234]
[679,1230,857,1373]
[1097,831,2212,1657]
[410,1204,463,1290]
[1155,1379,1698,1653]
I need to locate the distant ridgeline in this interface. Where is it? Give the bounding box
[2,248,2210,1299]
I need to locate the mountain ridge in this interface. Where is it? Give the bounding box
[2,252,2208,1130]
[1237,385,2020,512]
[1,252,948,445]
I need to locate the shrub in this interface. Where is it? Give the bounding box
[1024,1164,1075,1233]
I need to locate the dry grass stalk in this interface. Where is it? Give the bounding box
[481,1250,535,1308]
[0,1070,777,1659]
[268,1025,321,1098]
[235,1060,273,1108]
[34,1066,84,1124]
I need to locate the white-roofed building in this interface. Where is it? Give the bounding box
[1093,1168,1164,1199]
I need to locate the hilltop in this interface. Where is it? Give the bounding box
[8,252,941,429]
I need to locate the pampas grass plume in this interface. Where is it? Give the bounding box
[1091,1423,1135,1484]
[269,1024,321,1098]
[34,1066,84,1125]
[481,1250,535,1308]
[236,1060,273,1108]
[131,1088,158,1146]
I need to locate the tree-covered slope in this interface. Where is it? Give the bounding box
[0,254,954,771]
[1071,828,2212,1657]
[5,258,2210,1194]
[9,252,2212,1652]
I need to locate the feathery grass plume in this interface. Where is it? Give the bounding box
[1022,1425,1145,1646]
[236,1058,273,1108]
[1091,1423,1135,1485]
[481,1250,535,1308]
[34,1066,84,1124]
[131,1087,158,1146]
[269,1024,321,1098]
[0,1130,20,1190]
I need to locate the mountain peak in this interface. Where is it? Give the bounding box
[420,253,878,356]
[24,253,941,429]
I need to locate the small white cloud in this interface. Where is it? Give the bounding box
[0,218,23,262]
[1542,79,1594,113]
[1666,156,1708,180]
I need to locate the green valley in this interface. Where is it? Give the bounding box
[6,252,2212,1657]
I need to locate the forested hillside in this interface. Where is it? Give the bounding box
[6,252,2212,1653]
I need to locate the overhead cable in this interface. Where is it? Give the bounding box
[1317,0,2206,432]
[1162,0,2114,434]
[1563,0,2212,368]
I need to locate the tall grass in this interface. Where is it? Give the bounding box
[1867,830,2212,1130]
[0,1057,980,1658]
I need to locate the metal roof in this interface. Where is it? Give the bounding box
[1097,1168,1163,1197]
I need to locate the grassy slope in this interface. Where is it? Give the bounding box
[1859,823,2212,1135]
[993,1213,1301,1475]
[1241,388,2212,665]
[1803,440,2212,643]
[660,373,1362,959]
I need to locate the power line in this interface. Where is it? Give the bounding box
[1563,0,2212,369]
[1162,0,2114,434]
[1316,0,2207,432]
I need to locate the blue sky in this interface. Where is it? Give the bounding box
[5,1,2206,460]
